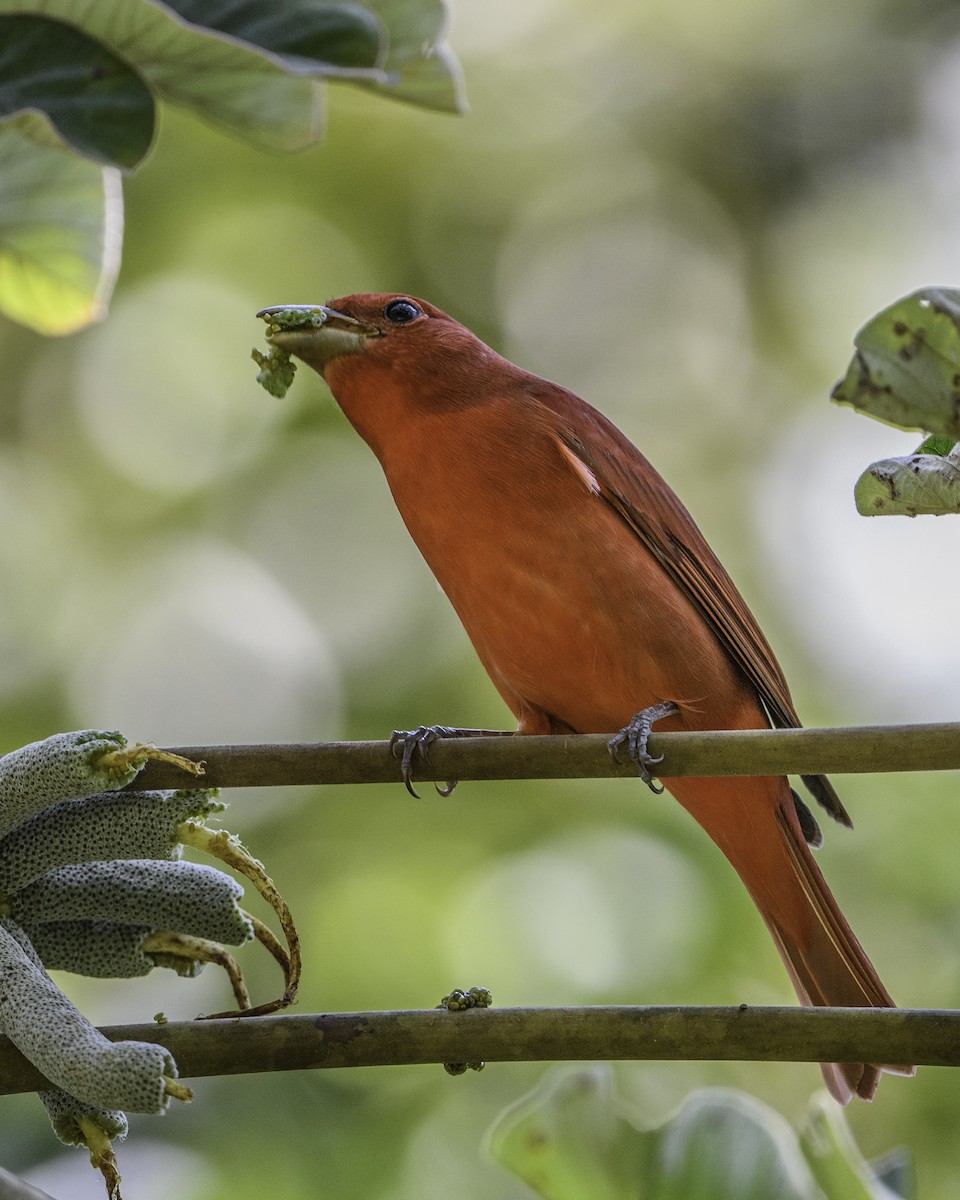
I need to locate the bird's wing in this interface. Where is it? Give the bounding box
[546,397,850,827]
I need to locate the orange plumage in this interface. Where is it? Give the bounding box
[265,293,912,1101]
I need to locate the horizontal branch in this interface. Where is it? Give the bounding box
[0,1005,956,1096]
[129,722,960,790]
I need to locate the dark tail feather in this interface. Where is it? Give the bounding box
[669,774,913,1102]
[769,804,914,1103]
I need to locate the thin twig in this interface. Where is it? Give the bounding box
[128,723,960,790]
[0,1005,956,1096]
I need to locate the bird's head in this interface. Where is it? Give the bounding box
[257,293,518,455]
[254,291,520,458]
[257,293,486,382]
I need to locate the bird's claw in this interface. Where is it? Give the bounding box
[390,726,459,798]
[608,701,679,793]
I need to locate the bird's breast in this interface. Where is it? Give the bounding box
[377,405,748,734]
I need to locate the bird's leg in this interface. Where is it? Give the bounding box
[608,700,680,793]
[389,726,514,798]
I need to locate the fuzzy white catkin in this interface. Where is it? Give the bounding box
[0,731,144,837]
[0,919,177,1112]
[39,1088,128,1147]
[23,920,159,978]
[10,860,253,946]
[0,788,223,894]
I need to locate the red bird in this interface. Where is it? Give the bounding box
[262,293,911,1102]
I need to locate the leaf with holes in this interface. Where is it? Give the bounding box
[854,441,960,517]
[832,288,960,439]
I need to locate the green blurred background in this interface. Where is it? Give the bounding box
[3,0,960,1195]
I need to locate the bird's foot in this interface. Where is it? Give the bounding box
[390,725,459,798]
[608,701,680,793]
[389,726,510,798]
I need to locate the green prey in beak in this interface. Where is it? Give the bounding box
[252,305,380,397]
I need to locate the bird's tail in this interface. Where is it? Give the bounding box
[669,775,914,1103]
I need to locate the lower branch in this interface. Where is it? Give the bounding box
[0,1005,956,1096]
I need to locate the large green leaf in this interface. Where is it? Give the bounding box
[0,0,379,152]
[0,0,464,334]
[0,128,121,335]
[490,1072,913,1200]
[488,1071,818,1200]
[650,1091,817,1200]
[488,1068,652,1200]
[161,0,384,71]
[832,287,960,439]
[0,0,464,150]
[0,15,155,168]
[361,0,466,112]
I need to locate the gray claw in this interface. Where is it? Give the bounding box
[608,701,679,794]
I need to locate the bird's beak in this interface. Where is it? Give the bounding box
[257,305,380,370]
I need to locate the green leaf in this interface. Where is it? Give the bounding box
[0,15,155,170]
[800,1093,911,1199]
[0,0,464,335]
[914,434,956,456]
[853,444,960,517]
[488,1070,820,1200]
[645,1090,817,1200]
[161,0,384,71]
[0,127,121,335]
[0,0,375,152]
[361,0,466,113]
[831,287,960,439]
[488,1068,650,1200]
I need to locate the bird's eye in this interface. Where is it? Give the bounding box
[384,299,422,324]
